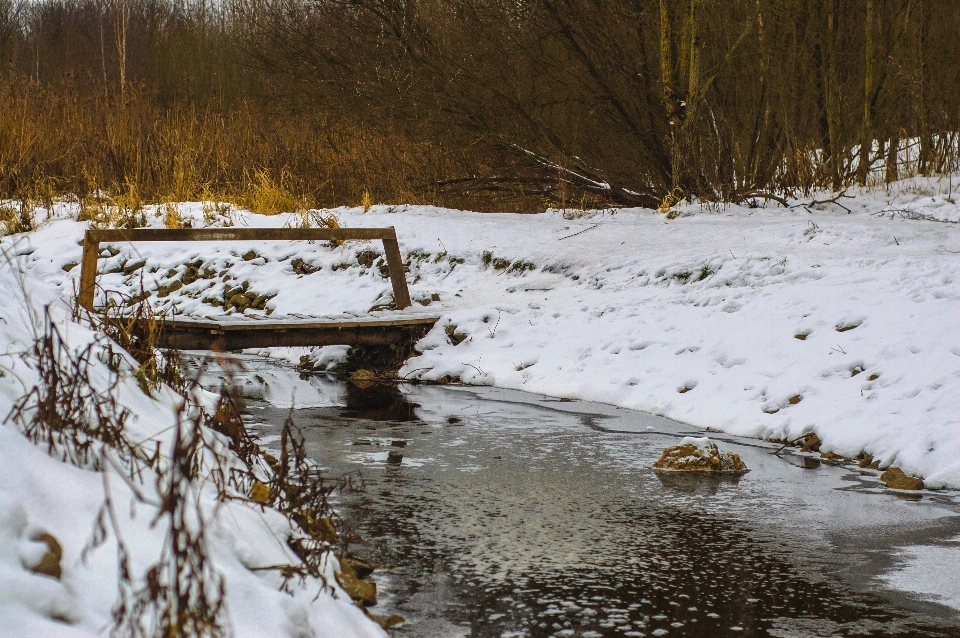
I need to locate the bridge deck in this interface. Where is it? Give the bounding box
[142,313,441,351]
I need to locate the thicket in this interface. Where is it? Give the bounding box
[0,0,958,213]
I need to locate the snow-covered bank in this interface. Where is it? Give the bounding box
[6,176,960,492]
[0,250,383,634]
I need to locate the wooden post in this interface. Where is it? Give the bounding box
[381,228,412,309]
[78,231,100,310]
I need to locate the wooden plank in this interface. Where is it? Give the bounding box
[78,235,100,310]
[381,231,412,309]
[143,315,439,350]
[87,227,395,243]
[149,314,440,332]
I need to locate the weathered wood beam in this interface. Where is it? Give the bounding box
[77,227,413,311]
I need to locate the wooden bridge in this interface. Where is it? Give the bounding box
[78,227,439,351]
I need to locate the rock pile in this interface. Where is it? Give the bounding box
[653,437,749,474]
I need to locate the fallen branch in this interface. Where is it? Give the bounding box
[734,191,789,207]
[790,191,853,213]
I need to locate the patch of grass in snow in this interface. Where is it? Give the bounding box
[0,200,36,235]
[481,251,534,273]
[77,185,148,229]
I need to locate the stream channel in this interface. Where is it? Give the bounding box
[196,355,960,638]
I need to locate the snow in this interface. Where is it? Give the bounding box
[0,243,384,635]
[879,535,960,611]
[677,436,713,450]
[1,174,959,633]
[7,176,960,490]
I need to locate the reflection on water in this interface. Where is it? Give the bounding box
[343,381,420,422]
[236,375,960,638]
[654,471,743,495]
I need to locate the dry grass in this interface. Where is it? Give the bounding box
[0,77,502,214]
[237,168,308,215]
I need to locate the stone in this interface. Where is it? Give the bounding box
[28,533,62,579]
[336,566,377,607]
[121,259,146,275]
[652,437,749,473]
[880,467,924,490]
[291,257,319,275]
[800,432,821,452]
[180,266,200,285]
[315,516,339,544]
[340,556,375,579]
[356,250,381,268]
[242,250,259,261]
[250,481,272,504]
[445,324,468,345]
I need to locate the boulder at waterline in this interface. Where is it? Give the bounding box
[879,467,924,491]
[653,437,749,474]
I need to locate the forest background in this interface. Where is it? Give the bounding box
[0,0,958,215]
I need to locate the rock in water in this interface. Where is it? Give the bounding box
[653,437,749,474]
[335,563,377,607]
[879,467,924,490]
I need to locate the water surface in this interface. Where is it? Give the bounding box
[199,358,960,638]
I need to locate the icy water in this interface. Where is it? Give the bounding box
[203,358,960,638]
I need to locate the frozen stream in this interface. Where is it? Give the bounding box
[199,356,960,638]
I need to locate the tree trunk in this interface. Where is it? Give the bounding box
[658,0,681,195]
[858,0,874,186]
[885,136,899,183]
[823,0,841,188]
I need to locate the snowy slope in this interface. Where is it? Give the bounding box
[6,175,960,495]
[0,248,384,635]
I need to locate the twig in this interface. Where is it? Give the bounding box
[400,367,431,380]
[488,311,501,338]
[771,435,807,456]
[558,223,599,240]
[874,208,959,224]
[462,363,485,376]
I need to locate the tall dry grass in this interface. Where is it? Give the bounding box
[0,76,493,214]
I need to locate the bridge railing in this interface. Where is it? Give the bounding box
[78,227,412,311]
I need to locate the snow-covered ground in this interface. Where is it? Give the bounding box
[0,229,384,635]
[1,175,958,634]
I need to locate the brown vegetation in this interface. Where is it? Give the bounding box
[0,0,958,213]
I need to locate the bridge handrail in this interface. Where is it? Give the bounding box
[78,226,412,310]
